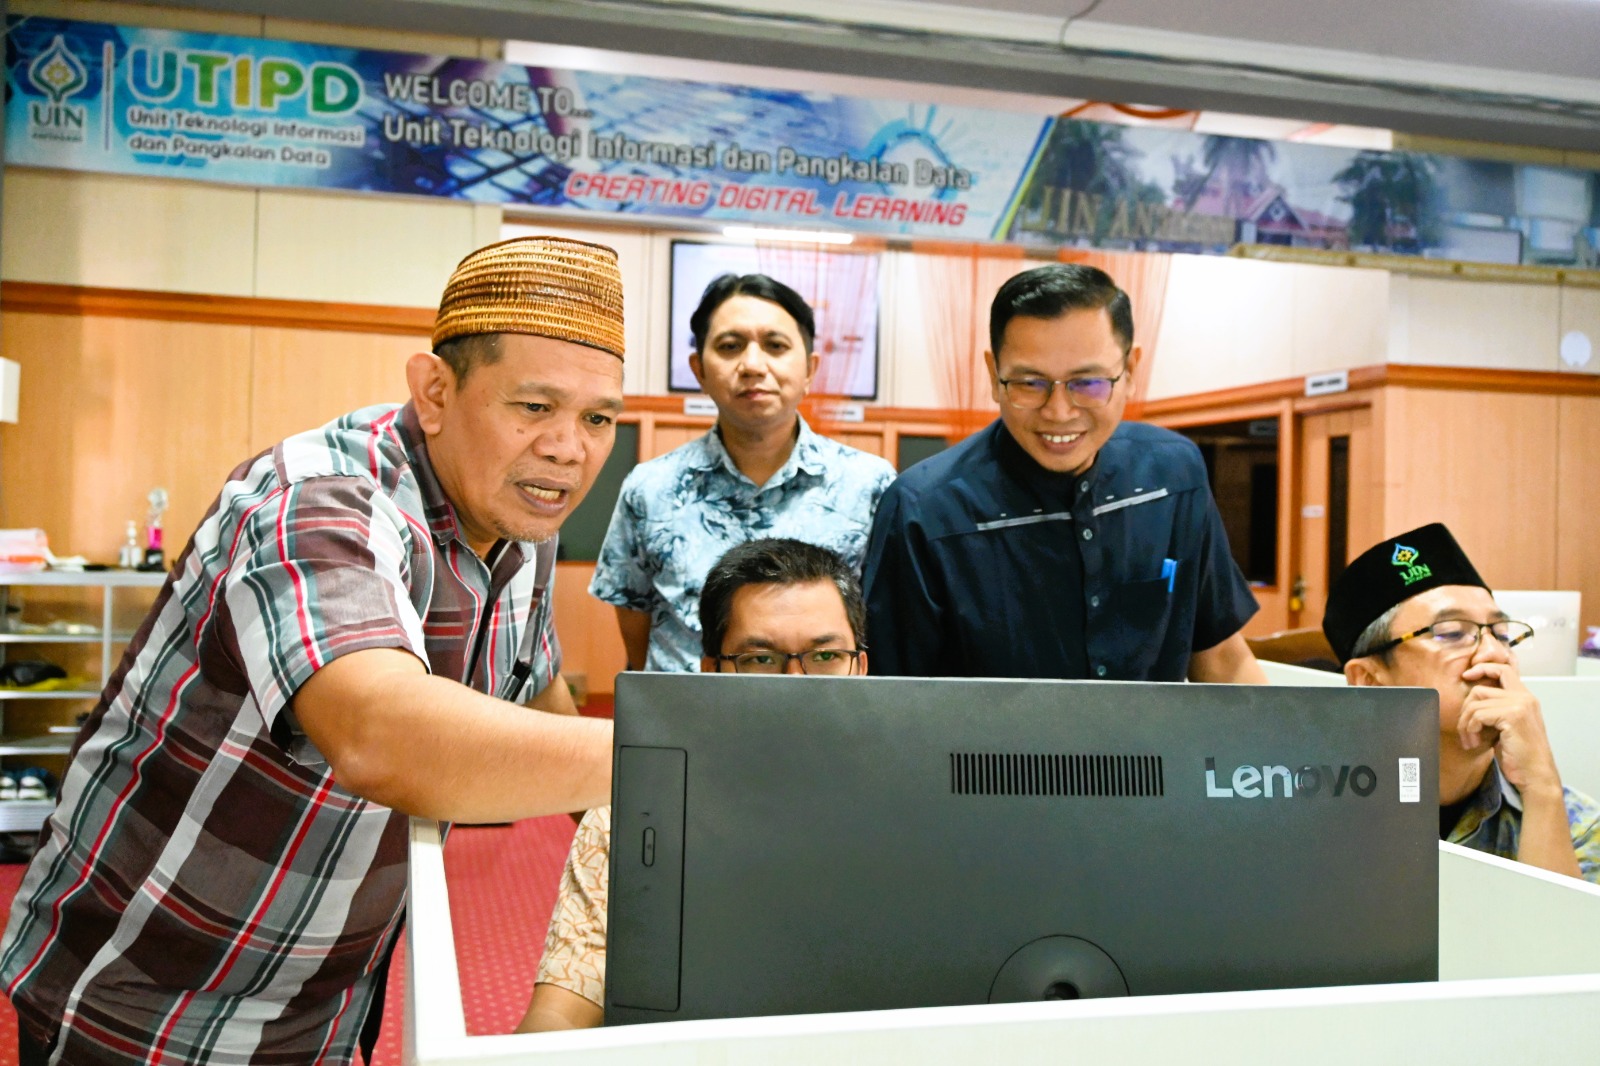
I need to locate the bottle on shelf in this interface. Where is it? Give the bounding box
[136,487,168,572]
[118,520,139,570]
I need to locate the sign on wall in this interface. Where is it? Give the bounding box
[3,15,1046,241]
[6,15,1599,270]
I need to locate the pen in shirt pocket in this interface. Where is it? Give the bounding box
[1160,558,1177,594]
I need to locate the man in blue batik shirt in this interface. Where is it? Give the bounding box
[592,273,895,672]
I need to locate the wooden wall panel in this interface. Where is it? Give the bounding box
[1382,387,1560,590]
[1556,395,1600,632]
[249,327,423,454]
[552,562,628,698]
[0,311,254,560]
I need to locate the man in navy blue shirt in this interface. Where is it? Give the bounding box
[863,263,1266,684]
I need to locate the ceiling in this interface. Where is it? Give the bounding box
[155,0,1600,152]
[952,0,1600,83]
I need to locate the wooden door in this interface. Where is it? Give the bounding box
[1291,406,1377,631]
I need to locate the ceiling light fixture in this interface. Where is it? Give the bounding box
[722,225,854,245]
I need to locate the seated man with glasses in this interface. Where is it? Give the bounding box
[864,263,1265,684]
[1324,522,1600,883]
[517,537,868,1032]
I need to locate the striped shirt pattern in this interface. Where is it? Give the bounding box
[0,403,560,1064]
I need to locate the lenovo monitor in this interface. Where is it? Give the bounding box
[606,674,1439,1025]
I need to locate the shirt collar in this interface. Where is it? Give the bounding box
[394,402,525,569]
[1450,759,1520,841]
[694,415,823,485]
[990,419,1100,502]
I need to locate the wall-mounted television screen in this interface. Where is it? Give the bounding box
[668,240,880,400]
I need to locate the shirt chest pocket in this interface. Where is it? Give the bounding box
[1110,576,1174,677]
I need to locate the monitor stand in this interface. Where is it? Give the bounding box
[989,936,1130,1002]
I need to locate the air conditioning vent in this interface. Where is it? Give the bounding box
[949,753,1164,797]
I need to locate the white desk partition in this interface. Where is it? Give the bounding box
[406,821,1600,1066]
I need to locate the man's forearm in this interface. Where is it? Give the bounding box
[1188,632,1269,684]
[1516,787,1583,879]
[297,651,612,823]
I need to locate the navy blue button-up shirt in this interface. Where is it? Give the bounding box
[862,419,1257,681]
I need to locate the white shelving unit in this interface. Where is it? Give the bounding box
[0,569,166,835]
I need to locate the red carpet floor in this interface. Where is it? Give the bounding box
[0,695,612,1064]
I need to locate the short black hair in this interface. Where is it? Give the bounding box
[434,333,502,383]
[988,263,1133,356]
[698,538,865,660]
[689,273,816,354]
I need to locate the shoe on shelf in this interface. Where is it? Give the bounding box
[16,768,53,801]
[0,773,18,802]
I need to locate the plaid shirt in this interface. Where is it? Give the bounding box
[1447,760,1600,884]
[1,403,560,1064]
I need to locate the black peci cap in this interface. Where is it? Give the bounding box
[1322,523,1490,664]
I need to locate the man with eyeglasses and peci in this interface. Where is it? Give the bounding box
[1325,523,1600,882]
[863,263,1266,684]
[518,537,869,1031]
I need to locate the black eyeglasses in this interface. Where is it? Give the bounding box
[1367,619,1534,658]
[996,369,1126,410]
[715,648,865,675]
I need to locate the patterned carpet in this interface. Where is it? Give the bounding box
[0,697,614,1063]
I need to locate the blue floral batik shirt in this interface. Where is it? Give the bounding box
[591,418,896,672]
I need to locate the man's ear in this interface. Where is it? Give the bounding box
[1124,343,1143,385]
[1345,658,1381,687]
[407,351,454,434]
[688,352,706,392]
[984,350,1001,405]
[699,656,720,674]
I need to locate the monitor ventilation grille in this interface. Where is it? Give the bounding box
[949,753,1164,797]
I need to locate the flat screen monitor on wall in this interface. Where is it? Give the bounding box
[668,240,880,400]
[606,674,1439,1026]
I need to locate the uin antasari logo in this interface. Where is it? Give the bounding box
[26,35,91,143]
[1391,541,1431,587]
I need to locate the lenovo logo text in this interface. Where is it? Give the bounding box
[1204,758,1377,799]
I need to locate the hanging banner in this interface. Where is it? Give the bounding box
[1000,120,1600,269]
[6,15,1598,270]
[1,15,1047,241]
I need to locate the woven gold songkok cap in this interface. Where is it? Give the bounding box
[432,236,625,359]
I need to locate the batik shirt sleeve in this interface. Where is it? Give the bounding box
[1565,787,1600,885]
[536,806,612,1007]
[590,473,657,615]
[222,474,427,761]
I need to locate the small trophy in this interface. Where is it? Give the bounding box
[137,487,168,571]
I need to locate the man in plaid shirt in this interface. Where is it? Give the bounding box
[1,236,626,1064]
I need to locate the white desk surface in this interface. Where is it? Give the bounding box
[406,825,1600,1065]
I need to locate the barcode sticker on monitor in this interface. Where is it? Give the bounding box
[1398,757,1421,803]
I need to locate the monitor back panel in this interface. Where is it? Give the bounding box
[607,675,1439,1025]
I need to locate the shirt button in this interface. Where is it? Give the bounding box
[1090,595,1100,608]
[1079,481,1090,493]
[1095,665,1108,678]
[1082,528,1093,541]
